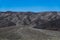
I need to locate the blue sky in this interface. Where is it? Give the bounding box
[0,0,60,12]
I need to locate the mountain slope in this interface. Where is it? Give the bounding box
[0,11,60,40]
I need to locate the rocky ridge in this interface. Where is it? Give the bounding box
[0,11,60,31]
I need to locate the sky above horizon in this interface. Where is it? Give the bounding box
[0,0,60,12]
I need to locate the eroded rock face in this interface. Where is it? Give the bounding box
[0,11,60,31]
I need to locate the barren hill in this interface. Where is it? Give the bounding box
[0,11,60,40]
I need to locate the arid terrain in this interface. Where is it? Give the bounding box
[0,11,60,40]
